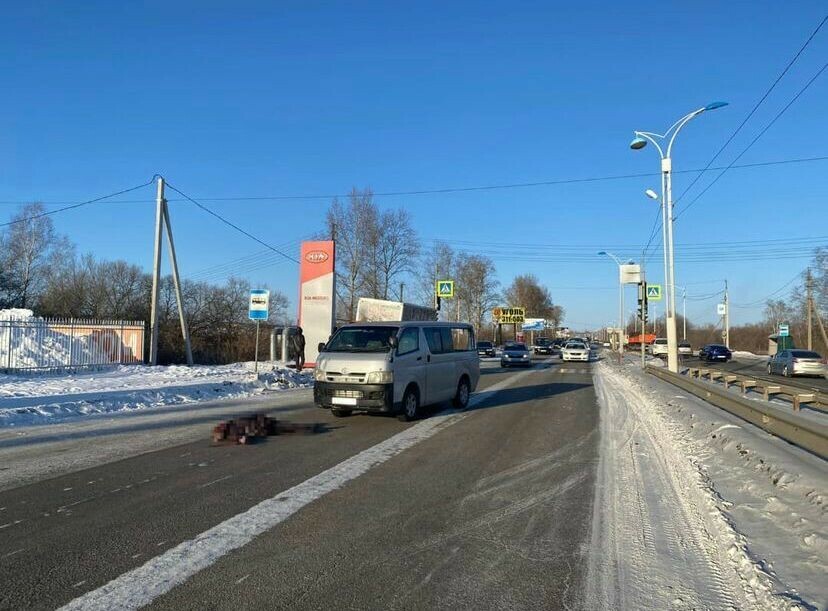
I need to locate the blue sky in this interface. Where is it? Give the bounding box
[1,1,826,330]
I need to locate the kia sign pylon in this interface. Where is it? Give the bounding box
[299,241,336,368]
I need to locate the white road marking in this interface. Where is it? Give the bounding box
[197,475,232,490]
[58,365,541,611]
[72,581,87,588]
[2,548,24,558]
[235,574,250,585]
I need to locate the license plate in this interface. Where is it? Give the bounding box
[332,397,357,406]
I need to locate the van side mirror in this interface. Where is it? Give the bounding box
[317,342,326,353]
[389,336,398,349]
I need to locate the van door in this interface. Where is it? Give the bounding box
[392,327,426,405]
[423,327,455,404]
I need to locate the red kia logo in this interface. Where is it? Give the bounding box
[305,250,328,263]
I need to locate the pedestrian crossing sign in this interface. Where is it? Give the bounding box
[646,284,662,301]
[436,280,454,298]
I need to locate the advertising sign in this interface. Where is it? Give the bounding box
[620,264,642,285]
[248,289,270,321]
[493,307,525,324]
[522,318,546,332]
[298,241,336,367]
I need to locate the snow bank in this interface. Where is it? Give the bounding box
[0,308,98,370]
[0,362,313,427]
[590,361,827,610]
[732,350,766,359]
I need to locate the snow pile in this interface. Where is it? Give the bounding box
[732,350,766,359]
[0,308,96,369]
[0,362,313,427]
[590,361,827,610]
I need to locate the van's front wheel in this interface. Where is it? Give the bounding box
[398,387,420,422]
[332,409,352,417]
[453,377,470,410]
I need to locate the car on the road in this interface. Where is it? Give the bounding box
[562,341,591,362]
[501,342,532,367]
[477,340,496,358]
[651,338,668,358]
[551,338,567,356]
[767,349,827,378]
[533,337,555,355]
[678,340,693,357]
[698,344,732,362]
[314,321,480,420]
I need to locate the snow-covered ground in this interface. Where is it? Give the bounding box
[589,360,827,610]
[0,362,312,427]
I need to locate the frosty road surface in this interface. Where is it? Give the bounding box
[0,356,824,610]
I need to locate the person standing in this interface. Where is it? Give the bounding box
[292,327,306,371]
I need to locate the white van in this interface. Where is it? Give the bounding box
[313,321,480,421]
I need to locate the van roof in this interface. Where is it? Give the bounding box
[340,321,473,329]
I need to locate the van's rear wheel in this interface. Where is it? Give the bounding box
[453,377,470,409]
[398,387,420,422]
[332,409,352,417]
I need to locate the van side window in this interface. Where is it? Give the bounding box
[424,328,443,354]
[451,327,473,351]
[397,327,419,355]
[440,328,454,352]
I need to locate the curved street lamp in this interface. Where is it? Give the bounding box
[598,251,634,363]
[629,102,728,372]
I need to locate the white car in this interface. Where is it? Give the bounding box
[651,338,668,358]
[562,341,590,362]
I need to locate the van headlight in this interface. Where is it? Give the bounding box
[313,368,326,381]
[366,371,393,384]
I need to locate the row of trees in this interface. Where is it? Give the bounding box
[326,189,565,336]
[1,204,289,364]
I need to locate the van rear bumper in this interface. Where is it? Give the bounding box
[314,382,395,412]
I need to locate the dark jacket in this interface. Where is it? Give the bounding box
[292,332,305,353]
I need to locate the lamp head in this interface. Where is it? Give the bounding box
[644,189,659,200]
[597,251,607,256]
[704,101,729,111]
[630,136,648,150]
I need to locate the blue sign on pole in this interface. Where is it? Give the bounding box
[249,289,270,321]
[779,323,789,337]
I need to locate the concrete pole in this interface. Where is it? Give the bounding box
[663,158,679,372]
[806,269,813,350]
[724,279,730,349]
[270,328,277,361]
[618,271,624,364]
[683,287,687,340]
[254,321,260,374]
[148,177,165,365]
[162,200,193,366]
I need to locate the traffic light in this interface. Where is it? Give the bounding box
[637,282,649,323]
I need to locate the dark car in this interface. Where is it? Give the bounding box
[533,337,555,355]
[477,341,496,358]
[699,344,732,362]
[501,342,532,368]
[551,338,566,356]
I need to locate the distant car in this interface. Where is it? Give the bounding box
[651,338,668,358]
[477,341,496,358]
[562,341,590,362]
[533,337,555,355]
[602,341,611,348]
[699,344,732,362]
[551,338,567,356]
[501,342,532,367]
[678,340,693,357]
[767,349,826,378]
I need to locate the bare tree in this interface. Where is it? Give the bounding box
[373,208,419,300]
[417,241,455,309]
[326,189,380,321]
[455,254,499,331]
[0,203,64,308]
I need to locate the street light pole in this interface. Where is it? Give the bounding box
[630,101,728,373]
[599,251,630,364]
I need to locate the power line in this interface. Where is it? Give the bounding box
[673,14,828,205]
[731,271,803,307]
[2,155,828,207]
[675,60,828,220]
[0,177,158,228]
[163,181,300,264]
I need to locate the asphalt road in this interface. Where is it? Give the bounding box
[0,357,600,610]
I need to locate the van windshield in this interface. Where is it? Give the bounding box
[324,326,399,353]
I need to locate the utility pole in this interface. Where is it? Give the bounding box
[148,179,165,366]
[806,268,813,350]
[399,282,405,303]
[682,286,687,340]
[723,279,730,349]
[147,176,193,366]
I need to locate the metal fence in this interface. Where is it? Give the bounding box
[0,317,145,373]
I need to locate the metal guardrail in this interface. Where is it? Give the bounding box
[646,366,828,459]
[686,367,827,413]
